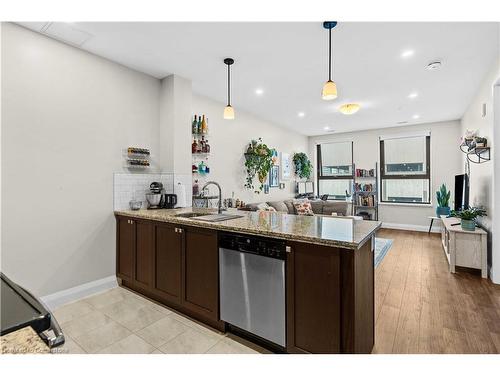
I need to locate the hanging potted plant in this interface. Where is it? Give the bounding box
[244,138,274,193]
[435,184,451,217]
[292,152,312,180]
[451,207,486,231]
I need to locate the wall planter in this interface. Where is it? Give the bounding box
[293,152,312,180]
[244,138,275,193]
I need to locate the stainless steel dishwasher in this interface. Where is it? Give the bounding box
[219,232,286,347]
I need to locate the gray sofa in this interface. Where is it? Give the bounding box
[243,199,348,216]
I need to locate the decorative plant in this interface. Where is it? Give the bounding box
[436,184,450,208]
[293,152,312,180]
[451,207,486,221]
[244,138,275,192]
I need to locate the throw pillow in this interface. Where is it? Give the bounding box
[266,201,289,213]
[256,202,276,212]
[293,200,314,216]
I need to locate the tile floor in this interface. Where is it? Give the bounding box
[51,287,270,354]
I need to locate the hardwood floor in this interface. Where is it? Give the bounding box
[373,228,500,354]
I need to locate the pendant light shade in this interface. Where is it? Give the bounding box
[322,21,338,101]
[223,105,235,120]
[223,58,235,120]
[339,103,360,115]
[322,80,338,100]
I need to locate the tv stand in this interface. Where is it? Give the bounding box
[440,216,487,278]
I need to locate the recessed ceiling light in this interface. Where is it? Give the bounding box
[412,114,420,119]
[408,92,418,99]
[339,103,360,115]
[298,112,305,118]
[426,60,442,71]
[255,88,264,96]
[401,49,415,58]
[324,126,330,131]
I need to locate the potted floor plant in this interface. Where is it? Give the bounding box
[451,207,486,231]
[435,184,451,217]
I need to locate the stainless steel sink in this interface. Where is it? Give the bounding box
[174,212,243,222]
[174,212,210,219]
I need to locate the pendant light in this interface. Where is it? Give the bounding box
[223,58,235,120]
[322,21,338,100]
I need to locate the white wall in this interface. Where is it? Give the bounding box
[309,121,463,230]
[461,53,500,282]
[192,94,309,204]
[1,23,161,296]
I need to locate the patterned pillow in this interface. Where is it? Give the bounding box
[293,200,314,216]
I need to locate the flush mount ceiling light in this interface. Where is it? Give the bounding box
[408,92,418,99]
[339,103,360,115]
[412,114,420,119]
[322,21,338,101]
[223,58,235,120]
[255,88,264,96]
[298,112,306,118]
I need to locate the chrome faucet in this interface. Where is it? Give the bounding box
[201,181,223,214]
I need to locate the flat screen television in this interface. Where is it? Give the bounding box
[454,174,469,211]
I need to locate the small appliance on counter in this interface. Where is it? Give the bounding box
[163,194,177,209]
[146,182,163,209]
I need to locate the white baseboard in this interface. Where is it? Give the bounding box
[382,222,441,233]
[41,275,118,310]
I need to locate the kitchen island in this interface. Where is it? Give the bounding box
[114,208,381,354]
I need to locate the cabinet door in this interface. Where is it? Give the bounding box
[153,223,182,305]
[286,241,341,354]
[182,227,219,322]
[117,217,136,282]
[135,220,154,289]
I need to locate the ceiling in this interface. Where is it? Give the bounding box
[18,22,499,136]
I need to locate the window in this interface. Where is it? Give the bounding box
[380,135,430,204]
[317,141,353,200]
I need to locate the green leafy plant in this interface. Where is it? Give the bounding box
[244,138,274,193]
[451,207,487,220]
[436,184,451,208]
[293,152,312,180]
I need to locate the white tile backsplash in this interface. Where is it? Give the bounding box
[113,173,191,210]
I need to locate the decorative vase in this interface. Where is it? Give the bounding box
[461,219,476,231]
[436,206,451,217]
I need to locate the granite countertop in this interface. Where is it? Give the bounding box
[115,208,381,249]
[1,326,50,354]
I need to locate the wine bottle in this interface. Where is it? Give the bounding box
[204,138,210,154]
[201,136,206,153]
[201,115,207,134]
[192,115,198,134]
[191,139,198,154]
[197,115,202,134]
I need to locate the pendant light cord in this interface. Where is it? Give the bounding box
[328,27,332,81]
[227,64,231,106]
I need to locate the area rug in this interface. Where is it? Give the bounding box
[375,238,393,268]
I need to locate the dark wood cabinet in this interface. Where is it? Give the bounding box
[135,221,154,289]
[116,217,136,283]
[286,241,341,354]
[116,217,154,288]
[286,238,375,354]
[153,223,182,305]
[181,226,219,322]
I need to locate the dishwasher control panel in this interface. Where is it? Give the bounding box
[219,232,286,260]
